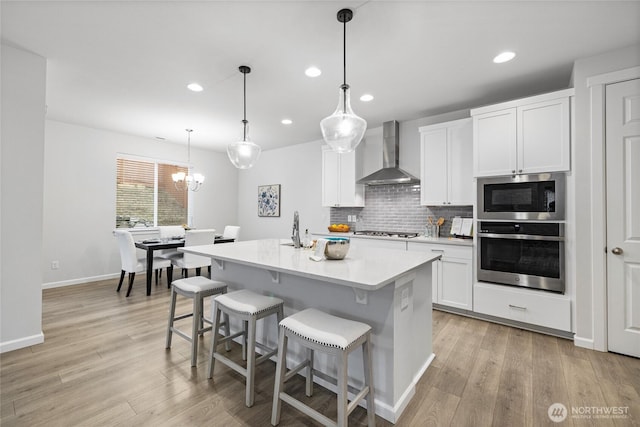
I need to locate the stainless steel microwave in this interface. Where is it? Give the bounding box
[477,173,565,220]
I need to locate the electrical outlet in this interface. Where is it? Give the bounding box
[51,260,59,270]
[401,288,409,310]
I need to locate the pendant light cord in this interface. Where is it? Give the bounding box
[186,129,192,163]
[243,71,247,141]
[342,15,348,112]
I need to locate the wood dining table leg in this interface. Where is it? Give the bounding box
[145,248,153,296]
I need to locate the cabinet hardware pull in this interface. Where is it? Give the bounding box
[431,249,445,252]
[508,304,527,310]
[611,247,623,255]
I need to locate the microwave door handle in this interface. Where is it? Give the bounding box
[477,232,564,242]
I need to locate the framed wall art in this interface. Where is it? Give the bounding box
[258,184,280,217]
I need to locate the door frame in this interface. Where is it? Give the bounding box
[586,66,640,351]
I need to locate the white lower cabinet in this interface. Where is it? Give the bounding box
[473,282,571,332]
[407,242,472,310]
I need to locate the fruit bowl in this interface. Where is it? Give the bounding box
[328,223,350,232]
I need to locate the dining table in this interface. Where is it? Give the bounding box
[135,236,235,295]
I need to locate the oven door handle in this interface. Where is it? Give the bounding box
[477,232,564,242]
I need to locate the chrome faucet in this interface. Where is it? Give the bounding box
[292,211,301,248]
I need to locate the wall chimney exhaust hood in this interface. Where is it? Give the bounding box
[357,120,420,185]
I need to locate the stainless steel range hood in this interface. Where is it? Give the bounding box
[357,120,420,185]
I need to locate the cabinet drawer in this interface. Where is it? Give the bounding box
[407,242,471,260]
[474,282,571,331]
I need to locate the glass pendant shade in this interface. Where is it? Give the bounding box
[227,127,261,169]
[320,84,367,153]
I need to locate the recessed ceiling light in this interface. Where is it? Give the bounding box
[360,94,374,102]
[493,51,516,64]
[187,83,203,92]
[281,119,293,125]
[305,66,322,77]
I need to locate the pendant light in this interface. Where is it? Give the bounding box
[227,65,261,169]
[320,8,367,153]
[172,129,205,191]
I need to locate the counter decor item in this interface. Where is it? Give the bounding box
[425,217,445,238]
[328,223,350,232]
[258,184,280,217]
[324,237,350,260]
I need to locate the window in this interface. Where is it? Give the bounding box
[116,157,189,228]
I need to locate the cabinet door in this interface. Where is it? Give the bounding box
[420,128,448,205]
[473,109,517,177]
[321,149,340,206]
[517,97,570,174]
[439,256,472,310]
[447,120,473,205]
[338,150,365,207]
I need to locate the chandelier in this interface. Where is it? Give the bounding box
[227,65,261,169]
[320,8,367,153]
[172,129,205,191]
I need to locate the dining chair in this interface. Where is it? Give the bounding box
[157,225,187,260]
[114,229,173,297]
[171,229,216,278]
[222,225,241,241]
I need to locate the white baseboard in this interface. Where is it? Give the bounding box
[0,332,44,353]
[42,273,120,289]
[574,336,601,351]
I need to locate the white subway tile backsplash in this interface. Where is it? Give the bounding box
[330,184,472,236]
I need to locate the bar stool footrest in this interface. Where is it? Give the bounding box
[213,353,247,377]
[279,392,336,427]
[255,348,278,366]
[284,360,311,383]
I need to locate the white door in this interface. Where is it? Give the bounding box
[606,78,640,358]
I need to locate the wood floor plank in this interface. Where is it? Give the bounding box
[397,385,460,427]
[492,327,534,427]
[561,352,616,427]
[531,333,574,427]
[449,348,504,427]
[2,278,640,426]
[430,316,488,397]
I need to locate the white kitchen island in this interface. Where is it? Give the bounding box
[181,239,439,423]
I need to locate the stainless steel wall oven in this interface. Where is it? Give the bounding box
[477,221,565,293]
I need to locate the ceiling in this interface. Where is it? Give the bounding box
[2,1,639,152]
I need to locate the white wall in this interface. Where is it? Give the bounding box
[1,45,47,352]
[237,140,329,240]
[572,44,640,350]
[42,120,238,286]
[237,111,473,241]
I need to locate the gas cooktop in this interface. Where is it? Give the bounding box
[353,230,419,238]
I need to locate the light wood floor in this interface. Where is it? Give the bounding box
[1,277,639,426]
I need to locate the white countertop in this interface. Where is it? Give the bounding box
[312,231,473,247]
[181,238,440,291]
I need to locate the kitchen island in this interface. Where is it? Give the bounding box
[181,239,440,423]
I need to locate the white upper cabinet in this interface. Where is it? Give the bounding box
[321,145,365,207]
[471,89,573,177]
[419,118,473,205]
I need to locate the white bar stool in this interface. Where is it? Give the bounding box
[165,276,228,367]
[207,289,284,407]
[271,308,376,427]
